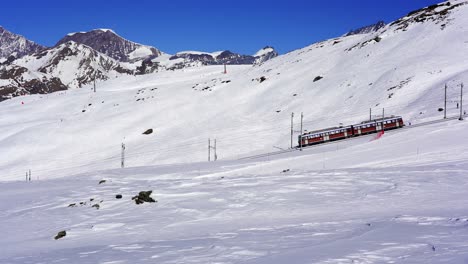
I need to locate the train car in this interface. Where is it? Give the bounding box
[299,125,352,147]
[298,116,404,147]
[382,116,404,130]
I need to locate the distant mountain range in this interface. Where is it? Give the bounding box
[0,12,395,101]
[0,26,285,101]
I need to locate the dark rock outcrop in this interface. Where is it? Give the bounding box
[0,65,67,102]
[54,230,66,240]
[132,190,156,205]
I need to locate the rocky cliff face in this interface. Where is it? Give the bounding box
[0,26,46,59]
[56,29,162,62]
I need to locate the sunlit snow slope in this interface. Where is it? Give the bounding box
[0,1,467,180]
[2,1,468,263]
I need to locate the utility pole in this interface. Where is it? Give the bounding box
[300,112,304,151]
[290,112,294,149]
[444,84,447,119]
[93,54,97,93]
[382,108,385,131]
[214,139,217,161]
[369,108,372,121]
[460,83,464,121]
[208,138,211,162]
[93,71,96,93]
[208,138,217,161]
[121,143,125,168]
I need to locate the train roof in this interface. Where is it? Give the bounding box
[301,116,403,136]
[358,116,402,125]
[303,125,351,135]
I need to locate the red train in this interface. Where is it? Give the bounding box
[299,116,404,147]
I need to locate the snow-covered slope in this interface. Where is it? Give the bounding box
[2,111,468,264]
[1,0,468,178]
[0,26,45,60]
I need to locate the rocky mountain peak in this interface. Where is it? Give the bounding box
[56,29,162,62]
[0,26,46,59]
[253,46,279,65]
[16,40,132,88]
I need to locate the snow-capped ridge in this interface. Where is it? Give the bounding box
[254,46,275,57]
[345,21,386,36]
[56,28,162,62]
[253,46,279,65]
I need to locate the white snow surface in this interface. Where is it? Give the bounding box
[2,1,468,263]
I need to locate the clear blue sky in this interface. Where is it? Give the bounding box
[1,0,441,55]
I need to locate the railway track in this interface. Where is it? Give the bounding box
[238,115,465,160]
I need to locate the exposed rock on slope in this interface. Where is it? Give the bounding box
[0,65,67,101]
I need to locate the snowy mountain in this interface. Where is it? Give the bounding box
[14,41,133,88]
[2,1,468,262]
[0,41,135,100]
[166,47,279,69]
[253,46,279,65]
[0,27,278,98]
[0,26,45,60]
[345,21,386,36]
[56,29,162,63]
